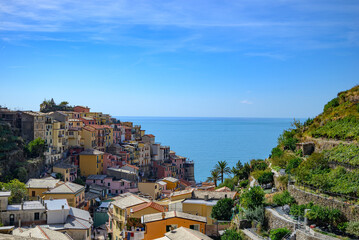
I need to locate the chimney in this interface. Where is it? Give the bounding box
[162,212,166,219]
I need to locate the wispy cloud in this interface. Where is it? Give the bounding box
[240,100,253,105]
[1,0,358,52]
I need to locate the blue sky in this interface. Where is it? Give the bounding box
[0,0,358,118]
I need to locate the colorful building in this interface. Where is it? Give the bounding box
[141,211,207,240]
[26,178,61,200]
[80,125,97,149]
[52,163,78,182]
[79,149,104,177]
[43,182,86,208]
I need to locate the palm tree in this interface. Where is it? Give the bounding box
[215,160,231,183]
[207,170,220,187]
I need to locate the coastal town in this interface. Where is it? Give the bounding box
[1,85,359,240]
[0,100,237,240]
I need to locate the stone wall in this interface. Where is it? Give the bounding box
[296,229,340,240]
[288,185,359,222]
[265,208,296,231]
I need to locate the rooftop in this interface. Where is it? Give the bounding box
[192,190,237,200]
[182,199,218,206]
[0,191,11,197]
[131,201,165,213]
[26,178,60,189]
[79,149,104,155]
[157,227,213,240]
[45,182,84,194]
[142,211,206,224]
[170,189,194,198]
[163,177,179,183]
[112,193,150,209]
[13,226,72,240]
[87,175,108,180]
[7,201,45,211]
[44,199,70,210]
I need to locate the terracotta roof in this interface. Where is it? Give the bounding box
[123,164,139,170]
[131,201,165,213]
[145,134,155,138]
[83,125,95,131]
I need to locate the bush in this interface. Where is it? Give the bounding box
[271,147,283,158]
[240,186,265,210]
[346,221,359,237]
[257,171,274,185]
[250,159,268,171]
[25,138,46,158]
[217,178,235,190]
[221,229,242,240]
[286,157,302,174]
[244,206,265,225]
[324,97,339,112]
[0,179,28,204]
[211,198,234,221]
[239,179,249,188]
[273,191,295,206]
[269,228,291,240]
[278,129,298,151]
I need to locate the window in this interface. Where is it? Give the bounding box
[93,180,95,183]
[32,191,35,197]
[108,182,110,186]
[101,180,103,183]
[34,212,40,220]
[190,224,200,231]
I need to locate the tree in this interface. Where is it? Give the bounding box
[270,228,291,240]
[211,198,234,221]
[73,177,85,186]
[240,186,265,210]
[215,160,231,183]
[16,167,28,182]
[257,171,274,185]
[0,179,28,204]
[221,229,242,240]
[25,138,45,158]
[59,101,69,106]
[207,170,220,187]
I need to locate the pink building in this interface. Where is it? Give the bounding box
[86,175,138,195]
[170,152,186,180]
[103,153,124,175]
[111,124,122,144]
[153,161,174,179]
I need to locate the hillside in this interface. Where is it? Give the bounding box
[304,85,359,141]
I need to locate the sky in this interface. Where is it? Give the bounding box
[0,0,358,118]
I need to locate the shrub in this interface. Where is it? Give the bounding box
[244,206,265,225]
[25,137,46,158]
[250,159,268,171]
[271,147,283,158]
[221,229,242,240]
[240,186,265,210]
[278,129,298,151]
[324,97,339,112]
[273,191,295,206]
[217,178,235,190]
[286,157,302,174]
[257,171,274,185]
[211,198,234,221]
[239,179,249,188]
[269,228,291,240]
[346,221,359,237]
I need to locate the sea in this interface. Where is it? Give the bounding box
[115,117,299,182]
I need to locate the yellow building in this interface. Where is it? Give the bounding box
[169,189,194,202]
[43,182,85,208]
[80,125,96,149]
[162,177,179,191]
[26,178,61,200]
[129,202,165,219]
[138,182,162,200]
[79,149,104,177]
[108,193,150,240]
[52,120,68,154]
[182,199,216,225]
[53,163,78,182]
[141,211,207,240]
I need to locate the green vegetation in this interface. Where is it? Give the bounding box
[215,160,231,183]
[25,137,45,158]
[40,98,74,113]
[239,179,249,188]
[324,144,359,167]
[0,123,23,160]
[221,229,243,240]
[211,198,234,221]
[207,169,220,187]
[217,178,235,190]
[240,186,265,210]
[272,191,295,206]
[346,221,359,237]
[269,228,291,240]
[311,116,359,140]
[250,159,268,171]
[278,129,299,151]
[257,171,274,185]
[0,179,28,204]
[244,206,265,225]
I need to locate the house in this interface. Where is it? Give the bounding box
[141,211,207,240]
[129,202,166,219]
[0,199,47,227]
[12,225,73,240]
[169,189,193,202]
[154,227,213,240]
[79,149,104,177]
[138,182,163,200]
[107,193,150,240]
[162,177,179,191]
[86,175,138,196]
[182,190,237,235]
[43,182,85,208]
[106,168,138,182]
[80,126,97,149]
[94,201,111,228]
[120,164,139,174]
[45,199,70,224]
[20,111,47,142]
[26,178,60,200]
[74,106,90,113]
[53,163,77,182]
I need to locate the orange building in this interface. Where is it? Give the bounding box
[141,211,206,240]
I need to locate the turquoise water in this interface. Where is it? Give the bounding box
[116,117,297,182]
